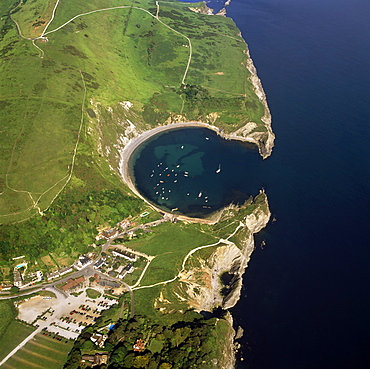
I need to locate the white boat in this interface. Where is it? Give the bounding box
[198,192,202,197]
[216,164,221,174]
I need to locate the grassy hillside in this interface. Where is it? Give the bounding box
[0,0,267,226]
[0,2,272,367]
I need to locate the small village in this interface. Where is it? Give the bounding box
[0,211,169,292]
[0,211,174,367]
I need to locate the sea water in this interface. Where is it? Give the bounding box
[130,127,263,218]
[226,0,370,368]
[133,0,370,367]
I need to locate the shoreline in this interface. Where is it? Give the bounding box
[119,121,265,224]
[119,122,221,224]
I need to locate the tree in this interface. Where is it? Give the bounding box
[133,354,151,368]
[159,363,172,369]
[10,286,19,293]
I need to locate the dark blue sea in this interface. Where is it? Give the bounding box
[133,0,370,367]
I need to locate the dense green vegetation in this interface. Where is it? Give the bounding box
[0,162,144,275]
[0,0,272,367]
[64,310,231,369]
[0,0,267,225]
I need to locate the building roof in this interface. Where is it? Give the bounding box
[79,255,90,265]
[133,338,146,352]
[81,354,95,362]
[94,259,105,269]
[61,276,85,291]
[112,249,137,260]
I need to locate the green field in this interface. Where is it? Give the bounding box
[0,0,268,226]
[2,333,74,369]
[86,287,101,299]
[0,320,35,362]
[0,300,17,343]
[0,1,271,365]
[127,222,217,285]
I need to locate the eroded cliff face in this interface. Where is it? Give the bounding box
[228,49,275,159]
[154,194,271,313]
[173,241,243,312]
[223,205,271,309]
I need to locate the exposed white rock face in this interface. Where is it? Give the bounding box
[223,206,271,310]
[244,49,275,158]
[175,242,242,311]
[119,101,133,110]
[154,195,271,313]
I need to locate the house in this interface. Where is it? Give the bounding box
[81,354,95,363]
[133,338,145,352]
[74,255,92,270]
[0,284,12,291]
[59,266,73,276]
[81,353,108,366]
[61,276,85,291]
[46,271,60,281]
[117,219,130,229]
[13,270,23,287]
[35,270,44,281]
[101,228,119,239]
[118,264,134,279]
[112,249,137,262]
[90,332,108,348]
[93,259,105,269]
[98,279,119,288]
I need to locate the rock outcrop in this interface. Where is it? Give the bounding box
[154,192,271,313]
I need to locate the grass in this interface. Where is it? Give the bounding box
[0,320,35,361]
[0,0,269,225]
[11,0,59,39]
[127,222,216,285]
[3,333,74,369]
[0,300,17,339]
[86,288,101,299]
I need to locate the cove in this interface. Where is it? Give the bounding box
[128,126,265,218]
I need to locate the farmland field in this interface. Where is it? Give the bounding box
[1,333,73,369]
[0,320,35,362]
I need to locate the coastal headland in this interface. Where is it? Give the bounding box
[0,0,274,367]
